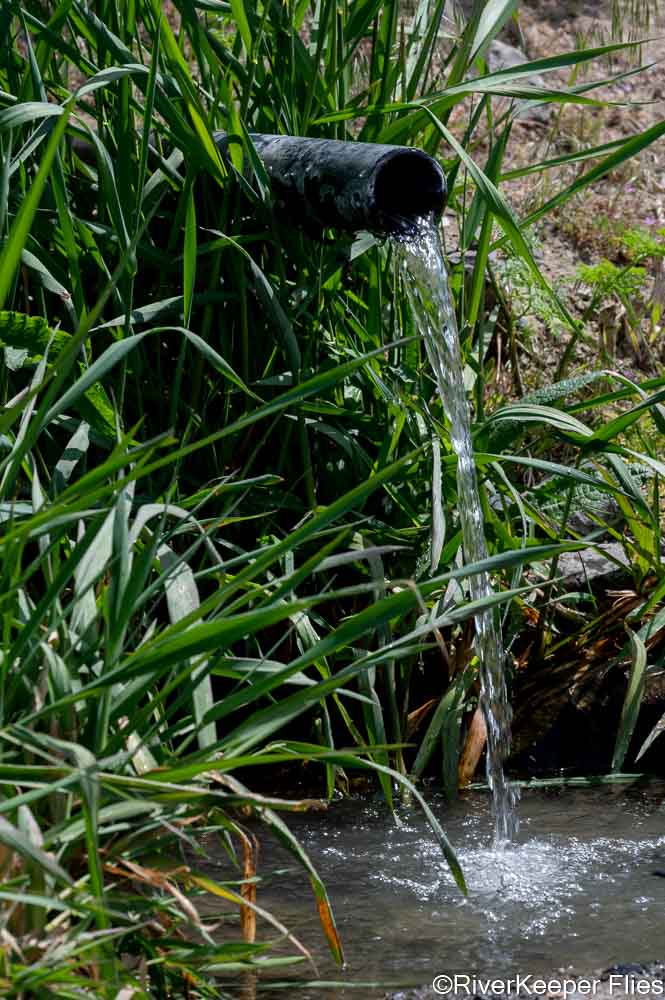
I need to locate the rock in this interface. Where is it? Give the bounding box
[486,40,553,123]
[602,963,665,979]
[487,39,530,72]
[555,542,632,588]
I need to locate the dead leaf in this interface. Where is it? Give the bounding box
[238,830,258,943]
[316,896,344,967]
[458,707,487,787]
[406,699,437,739]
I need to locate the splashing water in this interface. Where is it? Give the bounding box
[394,218,518,843]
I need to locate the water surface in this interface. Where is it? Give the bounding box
[208,784,665,997]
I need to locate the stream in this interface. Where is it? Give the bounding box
[209,783,665,998]
[396,219,517,842]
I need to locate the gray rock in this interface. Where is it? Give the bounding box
[486,40,553,123]
[556,542,631,588]
[487,39,531,72]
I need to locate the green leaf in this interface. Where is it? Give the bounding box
[183,185,197,328]
[230,0,253,53]
[0,814,73,886]
[635,709,665,762]
[612,628,648,771]
[488,403,592,439]
[74,63,150,99]
[0,105,70,309]
[468,0,519,63]
[157,543,216,750]
[44,333,149,427]
[0,101,64,131]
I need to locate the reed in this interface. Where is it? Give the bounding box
[0,0,663,992]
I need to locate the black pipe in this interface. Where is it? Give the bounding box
[71,129,445,235]
[217,133,446,237]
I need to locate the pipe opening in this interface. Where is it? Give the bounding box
[373,150,446,233]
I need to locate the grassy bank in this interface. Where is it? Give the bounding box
[0,0,664,994]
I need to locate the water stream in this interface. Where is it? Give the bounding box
[394,218,517,842]
[209,784,665,999]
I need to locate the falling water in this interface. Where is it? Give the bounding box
[394,218,518,843]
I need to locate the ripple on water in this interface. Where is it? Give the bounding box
[213,788,665,997]
[374,832,664,924]
[305,796,665,948]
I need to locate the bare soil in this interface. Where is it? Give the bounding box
[447,0,665,395]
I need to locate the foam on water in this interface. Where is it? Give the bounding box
[210,787,665,998]
[293,788,665,975]
[373,823,665,939]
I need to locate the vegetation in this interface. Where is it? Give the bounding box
[0,0,663,995]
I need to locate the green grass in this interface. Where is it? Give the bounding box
[0,0,664,994]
